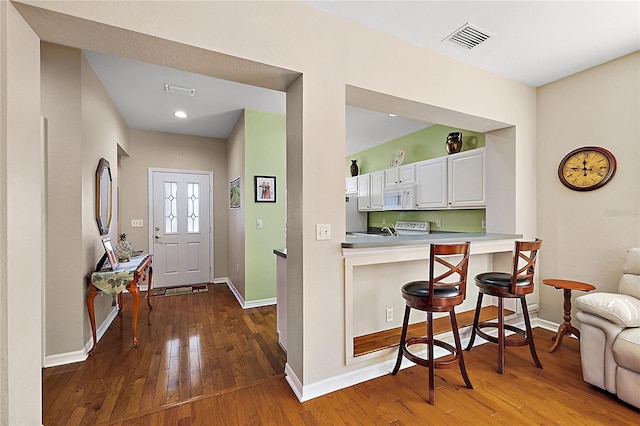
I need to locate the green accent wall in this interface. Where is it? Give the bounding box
[346,124,486,232]
[244,109,286,301]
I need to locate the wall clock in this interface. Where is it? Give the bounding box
[558,146,617,191]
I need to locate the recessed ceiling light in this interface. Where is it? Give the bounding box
[164,84,195,96]
[174,111,188,118]
[388,113,397,117]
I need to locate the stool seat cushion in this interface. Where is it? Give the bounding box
[475,272,530,287]
[402,280,461,299]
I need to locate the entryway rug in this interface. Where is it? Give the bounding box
[149,284,209,297]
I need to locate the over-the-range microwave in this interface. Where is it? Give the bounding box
[383,186,416,210]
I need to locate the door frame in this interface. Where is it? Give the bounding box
[147,167,215,283]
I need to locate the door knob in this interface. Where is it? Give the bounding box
[154,235,160,239]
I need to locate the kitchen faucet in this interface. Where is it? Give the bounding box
[381,226,398,236]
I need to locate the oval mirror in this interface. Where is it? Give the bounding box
[95,158,113,235]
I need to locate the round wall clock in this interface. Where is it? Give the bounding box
[558,146,617,191]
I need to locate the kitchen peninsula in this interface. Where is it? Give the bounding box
[342,231,523,365]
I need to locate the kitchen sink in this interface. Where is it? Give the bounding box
[346,232,388,238]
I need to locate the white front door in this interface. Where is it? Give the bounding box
[150,170,212,288]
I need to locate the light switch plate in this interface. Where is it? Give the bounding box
[316,224,331,240]
[256,219,263,229]
[131,219,143,227]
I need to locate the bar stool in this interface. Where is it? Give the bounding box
[465,239,543,374]
[391,242,473,405]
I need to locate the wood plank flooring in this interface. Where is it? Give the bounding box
[43,283,286,425]
[43,284,640,425]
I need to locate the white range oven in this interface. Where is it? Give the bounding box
[394,221,431,235]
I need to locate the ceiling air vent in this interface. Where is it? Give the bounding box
[443,23,493,49]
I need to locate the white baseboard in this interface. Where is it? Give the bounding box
[43,305,119,367]
[534,317,564,335]
[222,277,277,309]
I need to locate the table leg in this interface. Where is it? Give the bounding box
[127,281,140,348]
[87,284,100,356]
[550,288,578,353]
[146,266,153,309]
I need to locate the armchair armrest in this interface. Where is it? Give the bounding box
[575,292,640,328]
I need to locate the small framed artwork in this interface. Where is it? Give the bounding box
[255,176,276,203]
[229,176,241,209]
[101,237,119,271]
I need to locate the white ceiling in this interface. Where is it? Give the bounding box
[83,1,640,154]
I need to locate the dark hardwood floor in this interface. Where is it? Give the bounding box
[43,284,640,425]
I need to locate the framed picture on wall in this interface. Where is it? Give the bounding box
[229,176,241,209]
[255,176,276,203]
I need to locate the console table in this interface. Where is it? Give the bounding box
[87,254,153,355]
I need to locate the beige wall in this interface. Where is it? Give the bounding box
[227,113,246,297]
[120,129,228,278]
[80,50,129,340]
[537,52,640,323]
[41,42,128,357]
[1,3,43,425]
[41,43,85,355]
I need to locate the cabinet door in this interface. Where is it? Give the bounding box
[384,168,399,188]
[357,174,370,211]
[370,171,385,210]
[345,176,358,194]
[398,164,415,185]
[415,158,447,208]
[384,164,415,188]
[448,149,485,207]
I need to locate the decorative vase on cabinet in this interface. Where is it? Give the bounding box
[115,232,134,262]
[446,132,463,154]
[350,159,359,177]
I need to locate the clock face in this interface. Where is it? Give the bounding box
[558,146,616,191]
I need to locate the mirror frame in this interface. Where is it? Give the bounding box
[95,157,113,235]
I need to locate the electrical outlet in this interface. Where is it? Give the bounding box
[436,219,442,227]
[386,307,393,322]
[481,219,486,229]
[382,218,386,225]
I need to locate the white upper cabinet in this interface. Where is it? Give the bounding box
[447,148,485,208]
[370,171,385,210]
[357,174,370,211]
[415,157,448,208]
[415,148,486,209]
[384,164,415,188]
[345,176,358,194]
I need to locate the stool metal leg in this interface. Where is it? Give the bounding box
[465,293,483,351]
[392,306,411,375]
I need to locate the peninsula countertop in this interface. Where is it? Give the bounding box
[342,231,523,249]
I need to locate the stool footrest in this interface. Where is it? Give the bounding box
[403,337,462,369]
[475,321,530,347]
